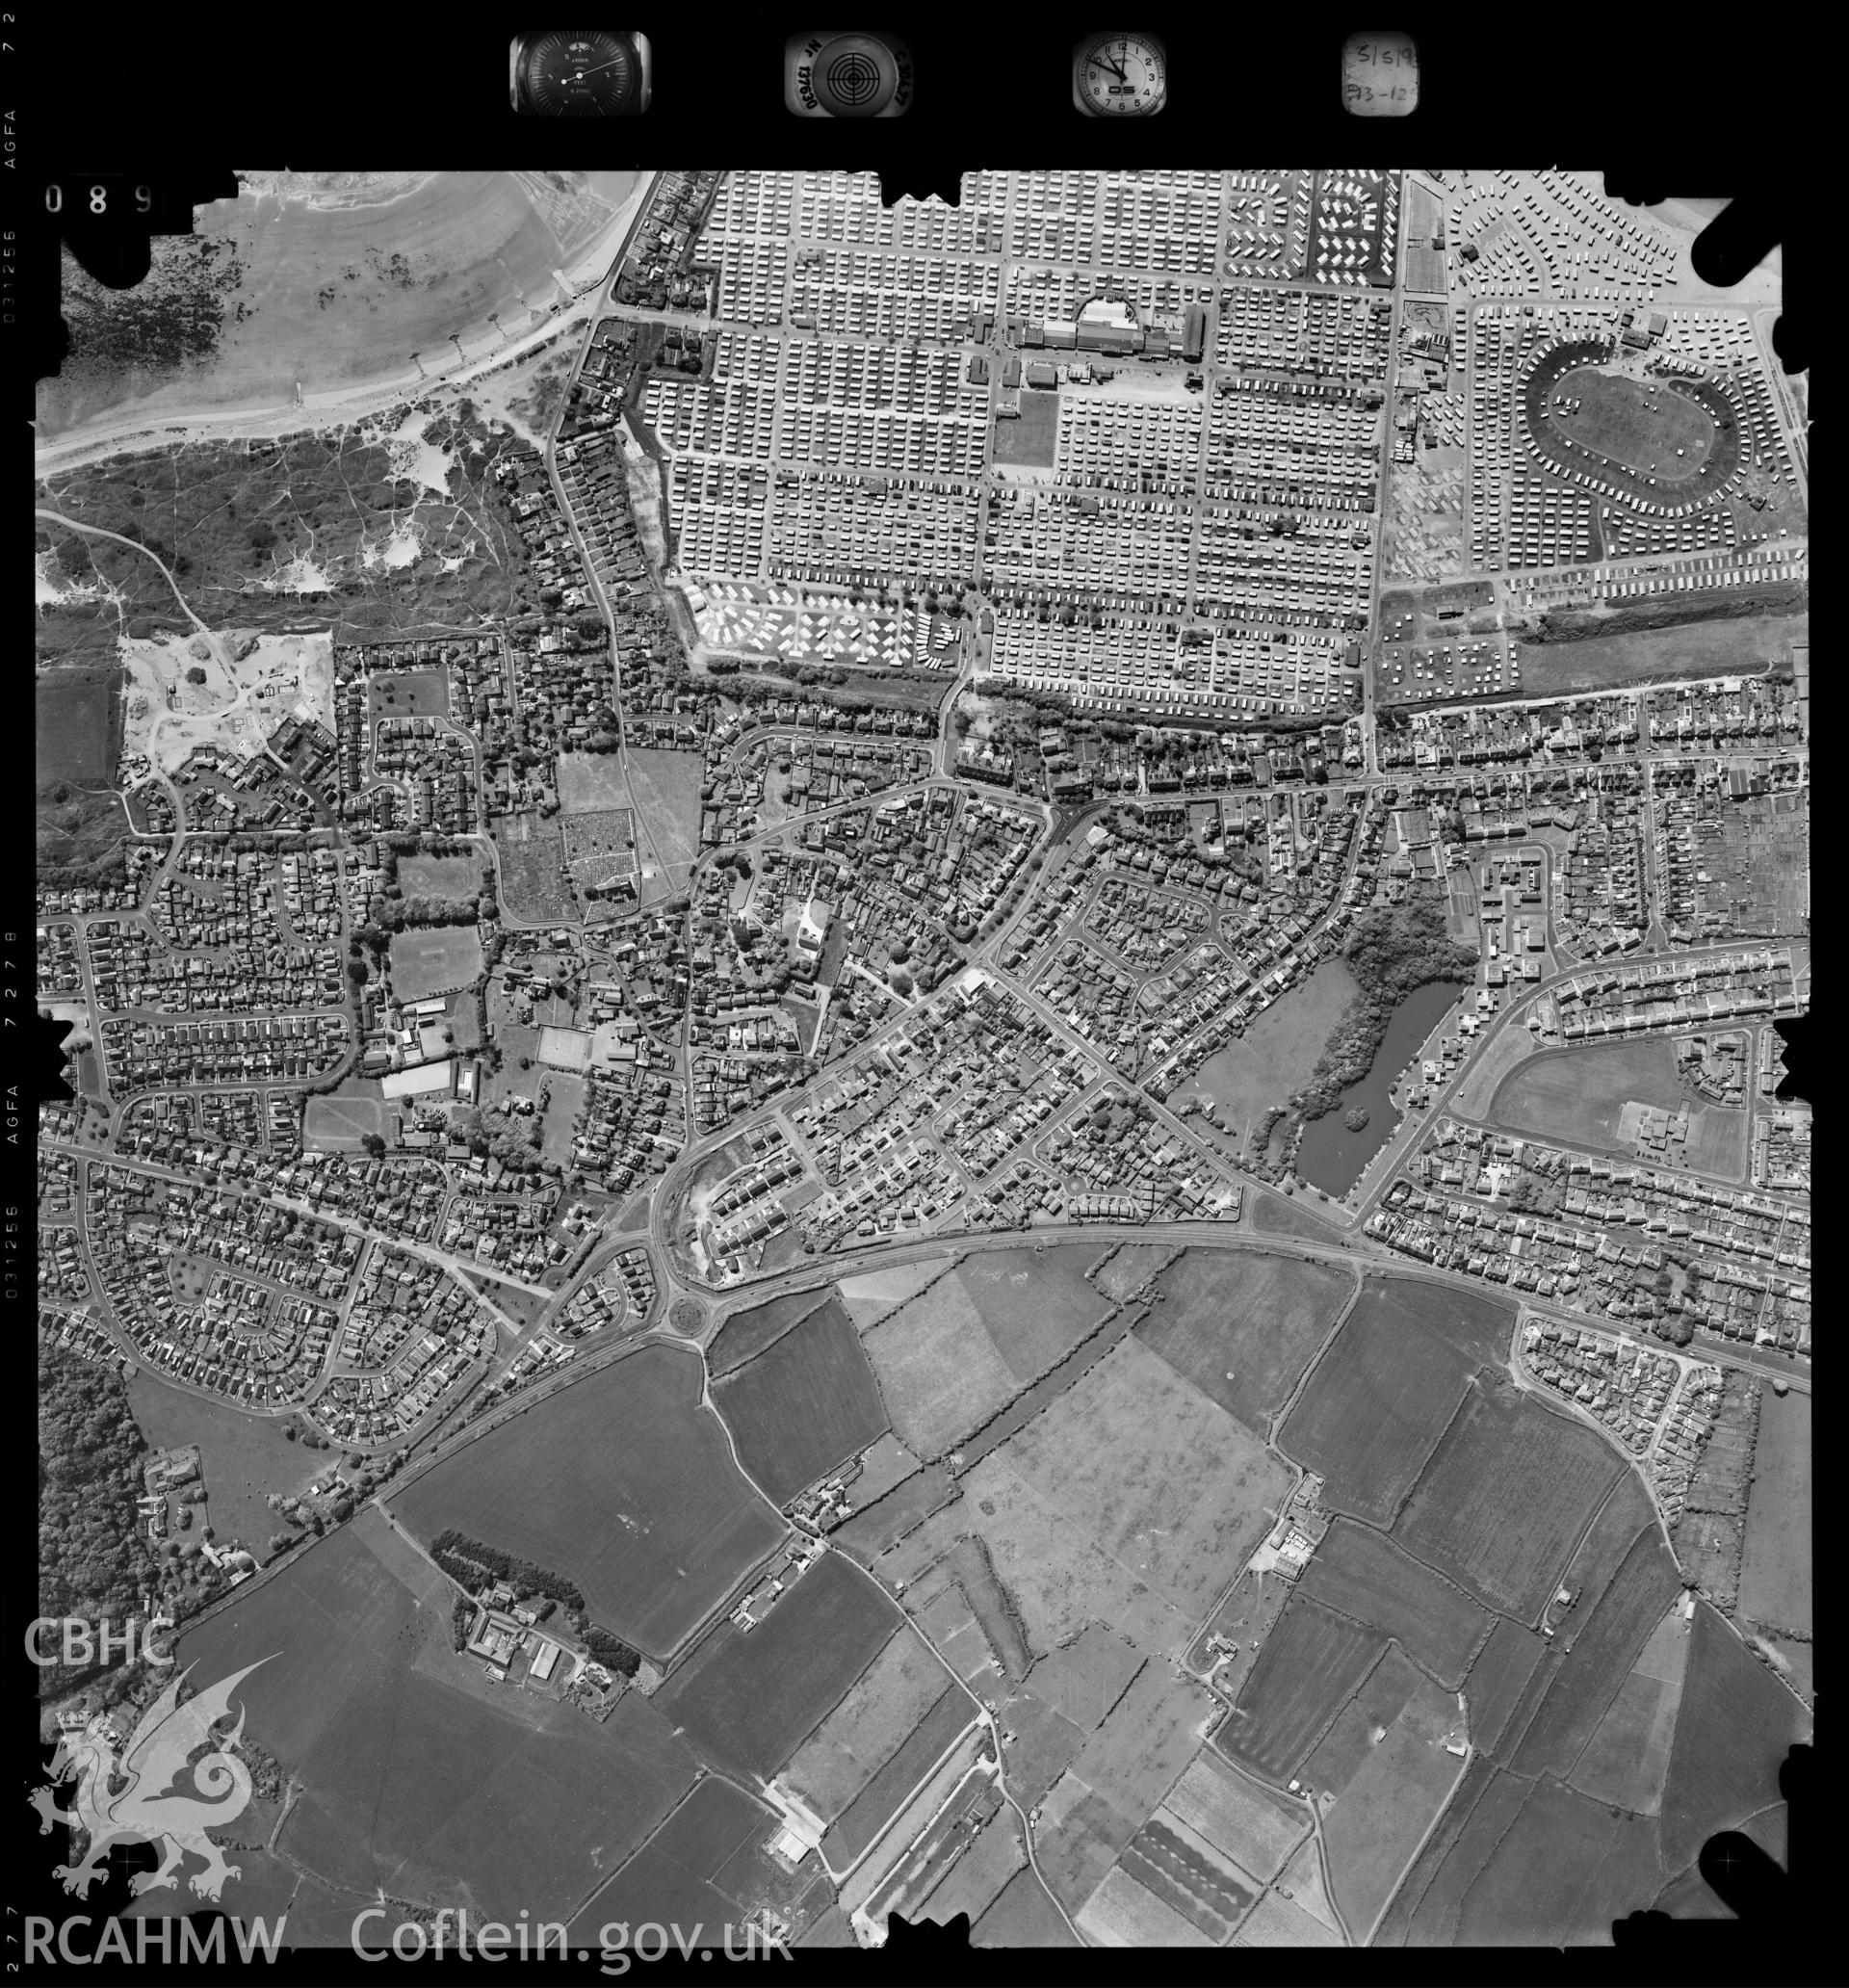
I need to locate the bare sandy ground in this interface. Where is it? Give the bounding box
[35,171,654,473]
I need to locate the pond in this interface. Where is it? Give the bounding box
[1294,979,1464,1197]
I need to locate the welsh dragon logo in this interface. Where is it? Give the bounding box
[29,1659,273,1901]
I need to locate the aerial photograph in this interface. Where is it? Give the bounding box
[34,167,1809,1956]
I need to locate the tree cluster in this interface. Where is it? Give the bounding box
[427,1530,640,1676]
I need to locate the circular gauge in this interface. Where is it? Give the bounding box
[1075,32,1167,118]
[808,33,902,118]
[514,30,641,117]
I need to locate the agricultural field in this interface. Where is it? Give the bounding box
[1393,1378,1624,1618]
[999,1336,1291,1623]
[947,1245,1114,1381]
[1659,1602,1811,1875]
[1317,1665,1466,1938]
[1076,1865,1215,1947]
[782,1625,954,1821]
[1111,1812,1257,1942]
[1217,1593,1386,1782]
[1133,1248,1353,1437]
[1024,1624,1143,1733]
[1161,1753,1306,1883]
[176,1516,698,1923]
[711,1296,889,1505]
[832,1465,956,1562]
[914,1810,1027,1930]
[912,1562,1017,1693]
[843,1429,919,1504]
[1738,1385,1810,1635]
[388,925,485,1003]
[834,1257,951,1328]
[1556,1468,1658,1624]
[1296,1519,1490,1687]
[654,1551,898,1784]
[953,1311,1136,1477]
[1509,1529,1684,1780]
[1068,1661,1215,1821]
[973,1868,1081,1947]
[1488,1037,1745,1176]
[862,1278,1023,1458]
[1447,1776,1664,1944]
[564,1777,779,1949]
[706,1285,832,1376]
[1568,1601,1692,1816]
[390,1345,785,1658]
[1180,958,1361,1144]
[1236,1891,1342,1947]
[1278,1275,1510,1525]
[126,1368,324,1556]
[823,1688,976,1870]
[1089,1242,1175,1303]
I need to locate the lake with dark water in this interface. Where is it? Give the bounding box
[1294,979,1464,1197]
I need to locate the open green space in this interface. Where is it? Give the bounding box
[398,850,483,897]
[176,1517,698,1922]
[863,1276,1023,1459]
[949,1244,1113,1382]
[991,390,1060,469]
[1547,367,1721,484]
[390,1344,785,1658]
[1181,959,1360,1143]
[1488,1036,1745,1174]
[1506,610,1804,701]
[388,925,485,1003]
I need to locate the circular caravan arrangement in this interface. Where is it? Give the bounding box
[1519,340,1743,514]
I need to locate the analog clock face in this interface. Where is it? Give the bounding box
[1076,33,1166,117]
[519,31,638,116]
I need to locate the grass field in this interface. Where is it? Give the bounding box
[954,1450,1194,1658]
[1000,1335,1290,1621]
[1507,611,1805,701]
[1032,1773,1141,1917]
[973,1867,1081,1947]
[388,925,485,1003]
[1278,1275,1506,1525]
[615,747,705,899]
[991,1686,1084,1808]
[917,1810,1026,1930]
[825,1687,974,1869]
[782,1626,953,1821]
[940,1534,1035,1680]
[1488,1037,1746,1175]
[36,665,119,793]
[1548,368,1719,483]
[711,1296,889,1505]
[654,1550,898,1784]
[1091,1242,1174,1303]
[1134,1249,1352,1438]
[565,1777,774,1949]
[1071,1661,1215,1819]
[1451,1777,1663,1944]
[1219,1595,1386,1781]
[706,1286,832,1376]
[1025,1623,1143,1732]
[1393,1380,1623,1619]
[1249,1191,1349,1243]
[1180,959,1361,1142]
[1659,1601,1811,1874]
[303,1090,392,1153]
[833,1465,956,1562]
[1236,1891,1342,1947]
[1568,1605,1690,1817]
[834,1257,952,1328]
[1319,1668,1464,1937]
[1556,1468,1657,1626]
[863,1278,1023,1458]
[176,1516,698,1921]
[1510,1528,1683,1780]
[949,1245,1113,1382]
[992,391,1060,469]
[1738,1385,1810,1633]
[1161,1753,1305,1882]
[390,1344,785,1657]
[126,1369,322,1556]
[398,851,482,896]
[369,669,449,719]
[1297,1519,1490,1687]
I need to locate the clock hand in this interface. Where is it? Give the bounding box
[1090,53,1128,81]
[566,56,627,81]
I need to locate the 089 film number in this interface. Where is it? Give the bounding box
[44,182,156,216]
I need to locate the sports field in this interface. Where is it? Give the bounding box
[388,926,485,1003]
[36,664,118,792]
[1279,1276,1508,1525]
[304,1089,391,1154]
[1547,368,1720,484]
[176,1517,699,1922]
[654,1551,898,1783]
[1134,1249,1352,1437]
[1394,1381,1622,1619]
[992,391,1060,469]
[390,1344,785,1658]
[1296,1519,1489,1687]
[1737,1384,1810,1633]
[712,1295,889,1505]
[1220,1594,1386,1781]
[398,851,482,896]
[1489,1037,1745,1175]
[1001,1336,1290,1622]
